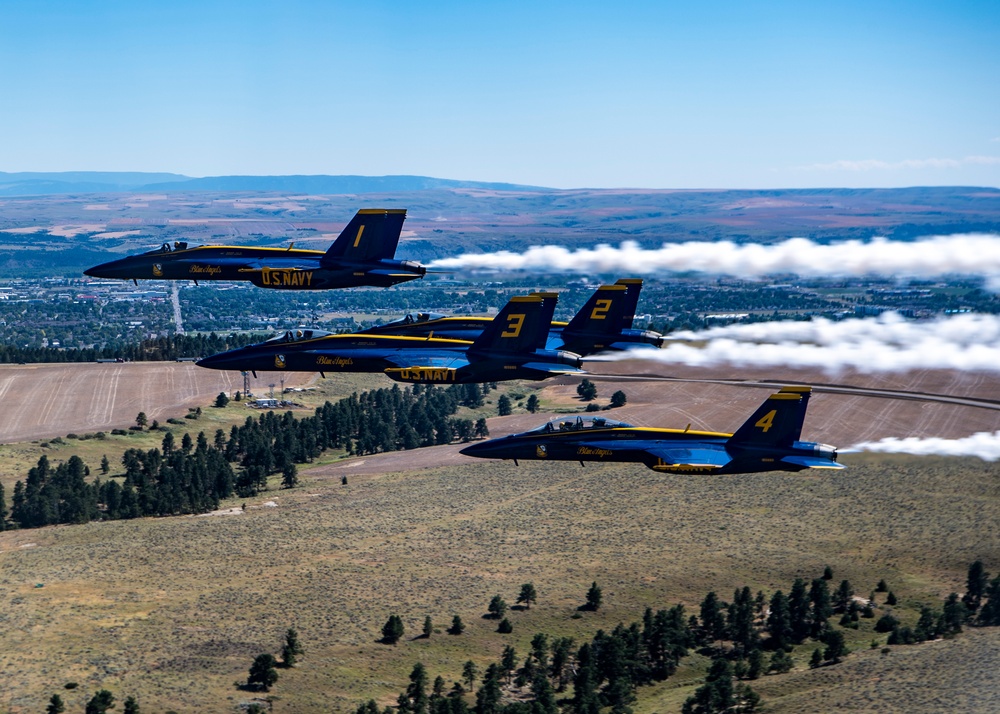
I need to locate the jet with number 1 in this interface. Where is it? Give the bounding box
[460,386,844,474]
[83,209,426,289]
[196,293,585,384]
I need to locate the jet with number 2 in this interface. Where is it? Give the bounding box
[359,278,664,356]
[83,209,426,289]
[460,386,844,474]
[196,293,585,384]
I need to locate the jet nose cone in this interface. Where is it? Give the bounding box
[459,441,491,458]
[84,262,113,278]
[196,353,231,370]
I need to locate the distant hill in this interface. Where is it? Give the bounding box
[0,171,190,195]
[0,171,547,196]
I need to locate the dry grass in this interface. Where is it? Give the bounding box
[1,447,998,713]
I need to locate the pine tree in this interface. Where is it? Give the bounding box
[700,591,726,643]
[963,560,989,614]
[423,616,433,638]
[281,462,298,489]
[809,648,823,668]
[585,581,603,611]
[767,591,793,650]
[822,629,848,663]
[572,644,600,714]
[576,379,598,401]
[248,653,279,691]
[408,662,430,714]
[86,690,116,714]
[978,576,1000,625]
[809,578,833,637]
[822,565,833,580]
[497,617,513,633]
[886,591,898,606]
[487,594,508,619]
[526,394,540,413]
[123,696,140,714]
[282,628,303,667]
[100,455,110,475]
[475,664,501,714]
[497,395,512,416]
[517,582,538,609]
[448,615,465,635]
[382,614,405,644]
[135,412,148,430]
[46,694,65,714]
[768,649,794,674]
[215,391,230,408]
[500,645,517,683]
[833,579,854,613]
[462,660,479,693]
[610,390,627,408]
[682,657,734,714]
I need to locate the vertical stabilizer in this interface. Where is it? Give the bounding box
[323,209,407,263]
[563,284,630,336]
[470,295,556,355]
[729,389,811,447]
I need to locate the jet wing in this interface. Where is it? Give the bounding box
[382,353,469,370]
[646,445,731,472]
[781,456,846,470]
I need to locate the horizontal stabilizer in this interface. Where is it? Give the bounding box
[781,456,846,470]
[518,362,586,376]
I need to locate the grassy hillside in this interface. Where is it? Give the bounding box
[1,448,997,713]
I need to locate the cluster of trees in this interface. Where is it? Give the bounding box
[361,563,1000,714]
[45,689,139,714]
[0,383,488,530]
[874,560,1000,647]
[4,442,235,528]
[0,331,267,364]
[575,380,627,412]
[246,629,304,694]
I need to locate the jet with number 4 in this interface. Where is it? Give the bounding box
[359,278,664,355]
[196,293,585,384]
[460,386,844,474]
[83,209,426,289]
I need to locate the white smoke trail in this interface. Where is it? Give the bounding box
[590,312,1000,374]
[428,234,1000,280]
[852,432,1000,461]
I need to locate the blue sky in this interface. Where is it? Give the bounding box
[1,0,997,188]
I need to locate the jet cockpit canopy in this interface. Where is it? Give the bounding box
[525,415,634,435]
[265,328,333,344]
[380,312,446,327]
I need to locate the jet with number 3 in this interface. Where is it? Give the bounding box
[84,209,426,289]
[460,386,844,474]
[196,293,585,384]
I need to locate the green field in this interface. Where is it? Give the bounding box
[2,444,998,713]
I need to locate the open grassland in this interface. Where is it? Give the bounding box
[1,447,998,713]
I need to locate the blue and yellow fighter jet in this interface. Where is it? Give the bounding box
[358,279,664,356]
[84,209,425,289]
[196,293,585,384]
[460,386,844,474]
